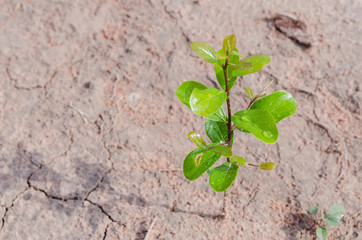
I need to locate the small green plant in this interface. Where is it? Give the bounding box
[175,34,297,192]
[308,204,345,240]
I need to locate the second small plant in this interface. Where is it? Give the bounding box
[309,204,345,240]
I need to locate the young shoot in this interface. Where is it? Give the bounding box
[175,34,297,192]
[309,204,345,240]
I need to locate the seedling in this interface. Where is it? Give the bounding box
[308,204,345,240]
[175,34,297,192]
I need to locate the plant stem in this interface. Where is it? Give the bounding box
[246,80,274,109]
[247,163,259,167]
[246,96,258,110]
[223,58,232,162]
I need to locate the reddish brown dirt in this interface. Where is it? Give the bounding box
[0,0,361,239]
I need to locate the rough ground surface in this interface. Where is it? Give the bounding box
[0,0,361,239]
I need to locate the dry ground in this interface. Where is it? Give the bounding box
[0,0,361,239]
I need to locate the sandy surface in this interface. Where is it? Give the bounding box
[0,0,361,239]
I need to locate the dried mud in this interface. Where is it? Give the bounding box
[0,0,361,239]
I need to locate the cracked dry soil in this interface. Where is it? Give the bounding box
[0,1,361,240]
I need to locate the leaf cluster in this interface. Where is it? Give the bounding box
[175,34,297,192]
[309,204,345,240]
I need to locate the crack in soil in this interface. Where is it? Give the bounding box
[82,167,113,201]
[160,0,191,46]
[102,222,110,240]
[160,0,178,20]
[0,188,29,232]
[93,115,116,170]
[85,199,116,223]
[242,186,260,218]
[81,114,118,201]
[26,170,119,228]
[168,200,225,220]
[6,60,57,94]
[297,110,349,196]
[171,207,226,220]
[43,71,58,99]
[20,118,118,224]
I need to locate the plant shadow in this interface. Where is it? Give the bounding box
[135,221,148,240]
[283,212,317,240]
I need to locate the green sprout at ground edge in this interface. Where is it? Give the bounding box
[308,204,345,240]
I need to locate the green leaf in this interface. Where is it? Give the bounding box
[227,52,240,83]
[205,119,234,146]
[228,77,237,90]
[175,81,207,108]
[230,49,243,58]
[190,41,219,64]
[250,90,297,123]
[230,156,246,167]
[214,48,240,91]
[215,62,238,91]
[214,63,225,89]
[205,119,228,143]
[232,109,279,144]
[209,162,239,192]
[228,61,253,71]
[206,107,227,123]
[213,145,233,157]
[183,148,221,181]
[229,48,242,61]
[323,205,344,227]
[216,49,227,60]
[231,55,271,77]
[243,87,253,99]
[206,167,214,176]
[187,131,207,148]
[323,214,340,227]
[262,79,274,93]
[204,142,224,148]
[190,88,227,117]
[328,204,344,220]
[222,34,236,54]
[194,153,202,166]
[258,162,275,170]
[309,206,318,215]
[316,227,328,240]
